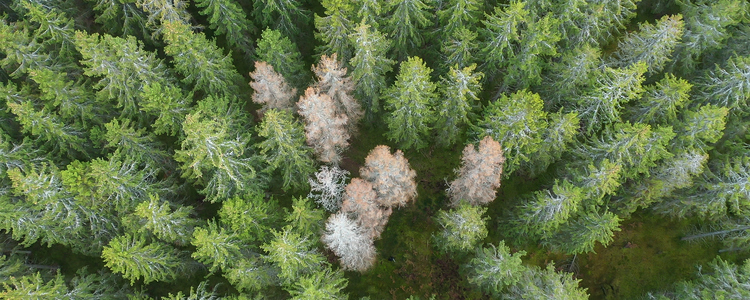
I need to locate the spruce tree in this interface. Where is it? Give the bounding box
[384,56,437,150]
[349,21,395,117]
[195,0,255,57]
[436,64,483,146]
[474,89,547,175]
[256,28,308,88]
[256,109,316,191]
[383,0,433,59]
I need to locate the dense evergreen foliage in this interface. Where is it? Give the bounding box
[2,0,750,299]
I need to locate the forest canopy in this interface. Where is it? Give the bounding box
[2,0,750,299]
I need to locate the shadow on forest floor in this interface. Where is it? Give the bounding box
[341,125,748,300]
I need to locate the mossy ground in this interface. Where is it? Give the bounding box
[26,109,747,300]
[338,126,748,300]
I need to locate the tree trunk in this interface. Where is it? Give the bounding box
[681,225,750,241]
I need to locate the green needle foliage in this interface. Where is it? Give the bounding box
[191,221,244,273]
[433,203,488,253]
[175,111,261,202]
[384,56,437,150]
[349,21,395,116]
[4,0,750,298]
[436,64,483,146]
[383,0,432,59]
[261,227,326,284]
[102,234,184,285]
[475,89,547,175]
[463,241,526,297]
[256,109,316,191]
[256,29,308,88]
[195,0,255,57]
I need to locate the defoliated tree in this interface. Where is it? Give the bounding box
[611,15,684,74]
[256,109,316,191]
[249,61,297,116]
[322,213,377,272]
[261,227,326,284]
[102,234,185,285]
[195,0,255,57]
[174,111,260,202]
[341,178,393,239]
[383,0,432,59]
[349,21,394,116]
[474,89,547,176]
[433,203,488,253]
[308,166,350,212]
[162,21,243,97]
[297,88,350,164]
[463,241,526,297]
[447,136,505,207]
[384,56,437,150]
[436,64,483,146]
[255,28,307,88]
[679,216,750,252]
[315,0,354,61]
[697,55,750,113]
[191,221,244,273]
[312,54,363,133]
[360,145,418,208]
[544,211,621,255]
[576,62,647,132]
[630,74,692,125]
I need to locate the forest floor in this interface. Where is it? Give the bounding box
[24,116,747,300]
[341,126,747,300]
